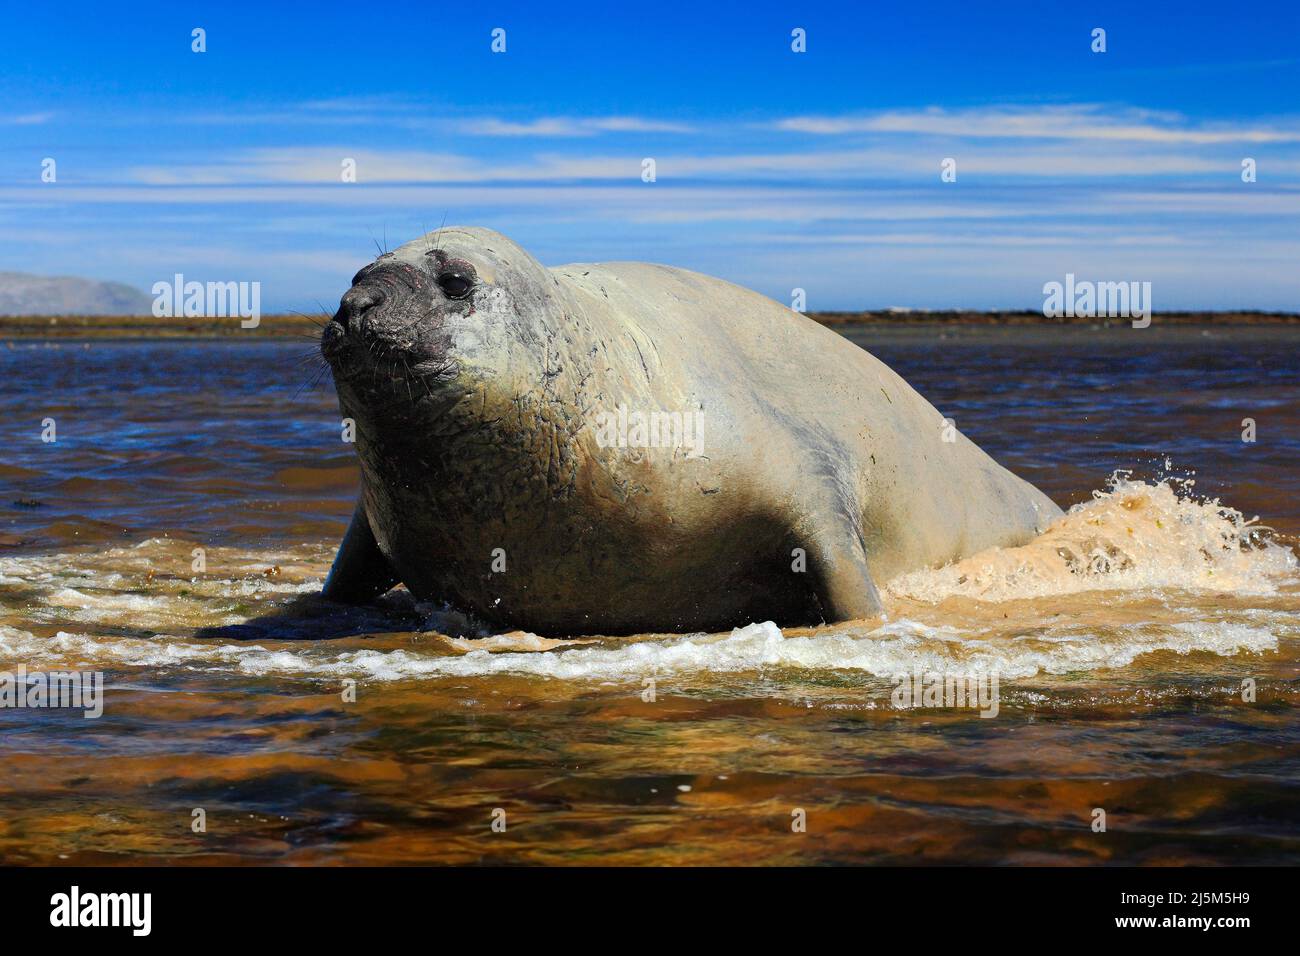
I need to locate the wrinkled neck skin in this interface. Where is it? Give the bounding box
[334,263,601,569]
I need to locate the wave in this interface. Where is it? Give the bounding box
[0,614,1286,684]
[0,477,1295,686]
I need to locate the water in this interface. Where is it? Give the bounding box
[2,326,1298,865]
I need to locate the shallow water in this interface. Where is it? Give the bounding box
[1,326,1298,865]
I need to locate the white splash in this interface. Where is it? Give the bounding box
[0,616,1284,684]
[886,476,1297,604]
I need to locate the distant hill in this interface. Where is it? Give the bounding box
[0,271,152,316]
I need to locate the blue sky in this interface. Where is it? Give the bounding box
[2,0,1298,311]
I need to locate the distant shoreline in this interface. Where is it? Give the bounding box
[0,310,1297,339]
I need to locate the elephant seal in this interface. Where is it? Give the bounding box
[320,226,1061,634]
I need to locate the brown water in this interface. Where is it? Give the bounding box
[1,325,1298,865]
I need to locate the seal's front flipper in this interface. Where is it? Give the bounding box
[807,525,884,623]
[322,502,400,603]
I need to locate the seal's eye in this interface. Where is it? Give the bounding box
[438,272,473,299]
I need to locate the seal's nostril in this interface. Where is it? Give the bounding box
[339,287,385,330]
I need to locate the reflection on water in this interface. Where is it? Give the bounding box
[1,326,1298,865]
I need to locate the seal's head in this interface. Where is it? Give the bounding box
[321,226,597,598]
[321,226,556,427]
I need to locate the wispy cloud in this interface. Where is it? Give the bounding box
[97,101,1300,192]
[297,96,416,114]
[776,104,1300,145]
[167,101,695,137]
[3,112,53,125]
[463,116,695,136]
[121,139,1293,187]
[13,183,1299,226]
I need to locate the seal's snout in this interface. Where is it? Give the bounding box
[337,286,385,332]
[326,261,428,348]
[322,256,460,398]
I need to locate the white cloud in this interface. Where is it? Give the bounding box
[776,104,1300,145]
[3,112,53,125]
[297,96,415,113]
[463,116,695,136]
[166,102,693,137]
[118,139,1295,188]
